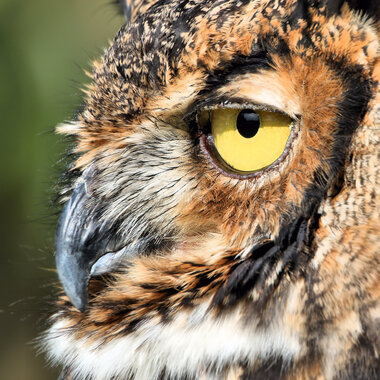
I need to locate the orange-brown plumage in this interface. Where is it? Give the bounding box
[44,1,379,379]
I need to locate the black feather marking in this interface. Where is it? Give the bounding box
[323,0,380,19]
[212,208,321,309]
[322,0,345,17]
[204,51,271,90]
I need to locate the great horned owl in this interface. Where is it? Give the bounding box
[43,0,380,379]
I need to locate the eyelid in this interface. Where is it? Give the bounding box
[196,102,298,131]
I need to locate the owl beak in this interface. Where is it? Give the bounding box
[55,181,93,312]
[55,171,132,312]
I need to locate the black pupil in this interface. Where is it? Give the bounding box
[236,110,260,138]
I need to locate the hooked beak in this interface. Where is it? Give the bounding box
[55,171,130,312]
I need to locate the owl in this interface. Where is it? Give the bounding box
[43,0,380,379]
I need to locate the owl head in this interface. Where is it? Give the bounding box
[45,0,379,379]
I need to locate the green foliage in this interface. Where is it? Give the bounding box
[0,1,123,378]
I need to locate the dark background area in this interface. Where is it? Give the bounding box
[0,1,123,378]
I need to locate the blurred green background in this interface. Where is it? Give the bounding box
[0,1,123,378]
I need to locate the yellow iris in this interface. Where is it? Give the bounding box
[206,108,292,173]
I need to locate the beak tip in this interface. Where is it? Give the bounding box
[59,269,89,313]
[70,294,88,313]
[55,247,90,313]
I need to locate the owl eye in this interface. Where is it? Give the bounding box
[199,108,293,173]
